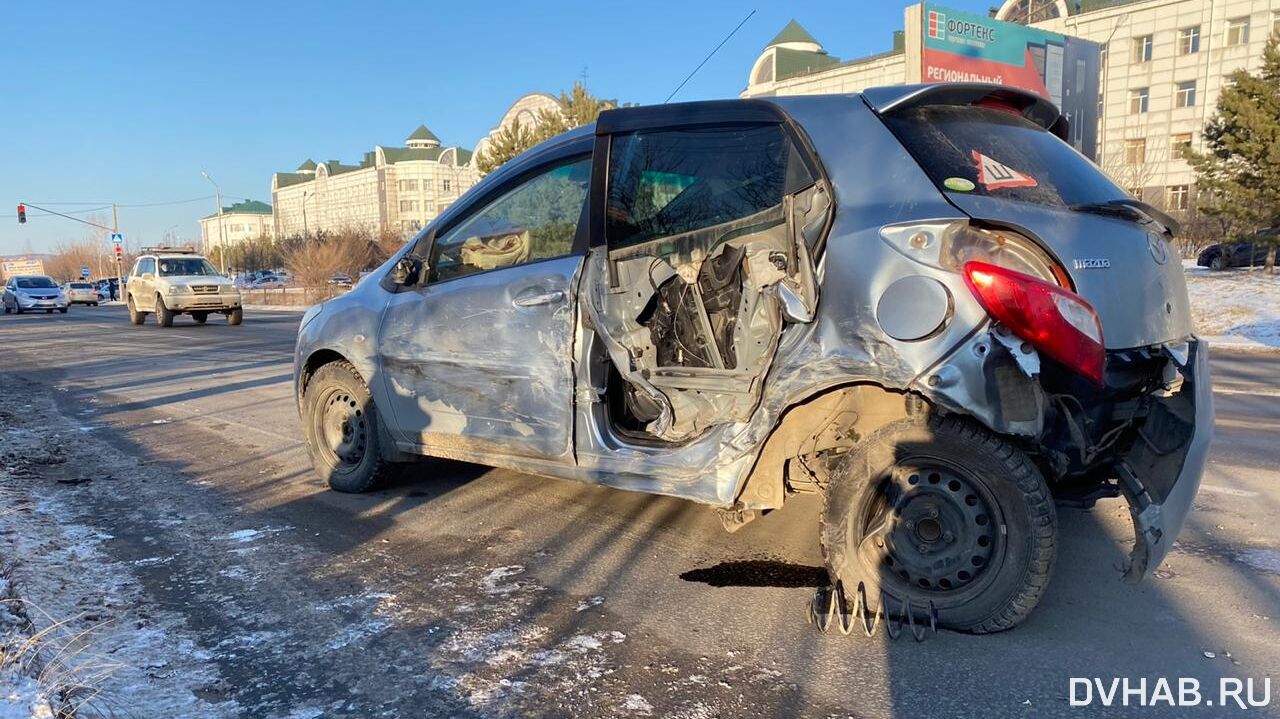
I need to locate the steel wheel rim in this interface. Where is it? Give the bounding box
[855,459,1003,597]
[315,388,368,471]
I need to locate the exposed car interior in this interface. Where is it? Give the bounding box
[582,123,829,443]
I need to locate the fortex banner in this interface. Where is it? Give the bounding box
[919,3,1101,159]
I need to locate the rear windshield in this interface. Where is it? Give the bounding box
[881,105,1127,209]
[70,282,92,289]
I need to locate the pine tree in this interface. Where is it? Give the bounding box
[476,117,537,175]
[476,82,616,175]
[1187,32,1280,271]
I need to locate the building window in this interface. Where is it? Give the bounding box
[1226,17,1249,46]
[1175,80,1197,108]
[1274,11,1280,37]
[442,180,451,192]
[1171,133,1193,158]
[398,179,417,191]
[1132,35,1153,63]
[1124,139,1146,165]
[1129,88,1149,114]
[423,179,432,191]
[1178,26,1200,55]
[1167,185,1190,210]
[399,200,419,212]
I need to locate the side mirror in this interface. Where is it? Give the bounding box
[391,256,423,286]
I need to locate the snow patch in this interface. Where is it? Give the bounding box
[480,565,527,595]
[623,693,654,714]
[1184,266,1280,350]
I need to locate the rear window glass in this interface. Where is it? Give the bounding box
[606,124,811,249]
[881,105,1126,208]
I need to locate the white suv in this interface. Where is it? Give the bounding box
[125,248,242,326]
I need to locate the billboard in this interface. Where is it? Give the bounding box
[1,258,45,279]
[918,3,1101,159]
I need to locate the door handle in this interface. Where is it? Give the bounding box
[512,290,565,308]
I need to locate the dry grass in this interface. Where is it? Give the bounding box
[1,561,131,718]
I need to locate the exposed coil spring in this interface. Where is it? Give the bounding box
[806,580,938,641]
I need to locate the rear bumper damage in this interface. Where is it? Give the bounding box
[1115,338,1212,580]
[922,331,1212,581]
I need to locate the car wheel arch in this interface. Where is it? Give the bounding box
[301,349,353,400]
[733,381,929,511]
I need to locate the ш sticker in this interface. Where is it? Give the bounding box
[972,150,1038,190]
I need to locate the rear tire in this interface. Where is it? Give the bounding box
[127,296,146,325]
[302,361,403,493]
[192,312,208,324]
[821,415,1056,634]
[155,295,174,327]
[227,307,243,326]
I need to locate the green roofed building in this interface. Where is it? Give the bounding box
[271,122,478,238]
[199,199,275,256]
[743,1,1280,216]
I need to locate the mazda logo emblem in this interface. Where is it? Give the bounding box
[1148,234,1169,265]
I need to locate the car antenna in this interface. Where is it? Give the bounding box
[664,9,756,103]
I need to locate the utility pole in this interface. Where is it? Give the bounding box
[302,190,310,237]
[201,171,227,273]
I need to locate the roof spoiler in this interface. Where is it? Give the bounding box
[861,83,1069,142]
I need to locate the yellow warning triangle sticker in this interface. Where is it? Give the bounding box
[972,150,1038,190]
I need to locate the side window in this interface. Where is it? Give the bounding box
[605,124,810,249]
[428,156,591,284]
[140,258,156,275]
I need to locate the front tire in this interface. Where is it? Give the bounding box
[821,415,1056,634]
[58,307,67,314]
[302,361,404,493]
[1210,254,1227,271]
[155,295,174,327]
[192,312,208,324]
[227,307,243,326]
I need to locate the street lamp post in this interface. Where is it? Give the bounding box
[302,190,313,238]
[201,171,227,273]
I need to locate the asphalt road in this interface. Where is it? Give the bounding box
[1,305,1277,718]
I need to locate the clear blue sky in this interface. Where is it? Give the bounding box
[0,0,995,255]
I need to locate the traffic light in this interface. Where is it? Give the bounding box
[16,204,25,224]
[114,244,123,258]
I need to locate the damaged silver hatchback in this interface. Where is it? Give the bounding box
[294,83,1212,633]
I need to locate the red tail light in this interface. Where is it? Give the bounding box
[963,261,1105,385]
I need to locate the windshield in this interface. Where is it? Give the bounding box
[158,258,220,276]
[16,277,57,289]
[881,105,1127,209]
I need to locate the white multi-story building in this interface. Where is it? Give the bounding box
[199,199,273,256]
[743,1,1280,212]
[271,125,479,238]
